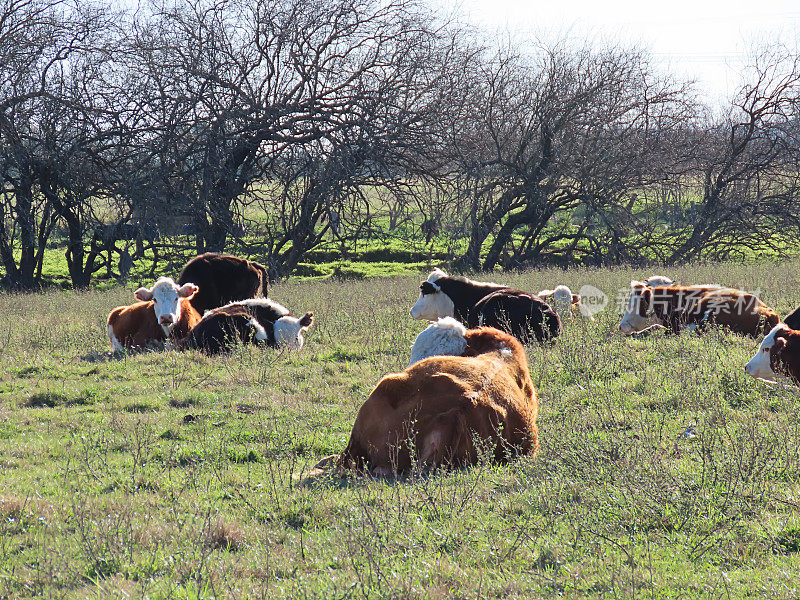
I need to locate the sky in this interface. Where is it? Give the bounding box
[451,0,800,105]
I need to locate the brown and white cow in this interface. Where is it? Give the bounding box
[745,324,800,386]
[107,277,201,351]
[338,325,539,475]
[537,285,594,321]
[619,281,779,337]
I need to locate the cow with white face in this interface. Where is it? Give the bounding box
[135,278,199,335]
[107,277,201,351]
[745,324,800,385]
[410,269,459,321]
[619,281,662,334]
[537,285,595,322]
[620,280,779,337]
[410,269,562,342]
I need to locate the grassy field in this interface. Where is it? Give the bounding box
[2,261,800,599]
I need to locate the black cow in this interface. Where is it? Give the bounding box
[410,268,562,342]
[178,252,269,314]
[179,298,313,355]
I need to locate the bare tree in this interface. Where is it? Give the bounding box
[666,47,800,263]
[433,40,695,270]
[122,0,448,278]
[0,0,117,288]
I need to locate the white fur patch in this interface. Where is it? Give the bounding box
[408,317,468,366]
[230,297,290,316]
[249,318,268,341]
[644,275,674,287]
[427,268,448,283]
[745,324,787,382]
[273,315,310,350]
[108,324,124,352]
[539,285,573,313]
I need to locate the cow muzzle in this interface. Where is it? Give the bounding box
[160,315,176,326]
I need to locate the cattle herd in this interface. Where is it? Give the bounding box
[104,254,800,476]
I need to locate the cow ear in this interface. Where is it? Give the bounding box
[178,283,199,299]
[135,287,153,301]
[640,287,652,311]
[571,294,581,305]
[774,337,787,352]
[299,312,314,328]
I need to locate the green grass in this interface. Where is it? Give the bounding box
[2,261,800,598]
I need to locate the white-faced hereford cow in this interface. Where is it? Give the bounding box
[179,298,313,354]
[178,252,269,314]
[537,285,594,321]
[410,269,561,342]
[338,325,539,475]
[619,281,779,337]
[745,324,800,386]
[107,277,201,351]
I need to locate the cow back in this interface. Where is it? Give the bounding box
[181,305,263,354]
[107,301,165,349]
[475,290,562,342]
[339,330,538,474]
[178,252,267,313]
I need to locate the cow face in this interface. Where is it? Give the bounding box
[538,285,595,321]
[745,324,790,382]
[273,312,314,350]
[619,281,659,333]
[135,277,199,335]
[410,277,455,321]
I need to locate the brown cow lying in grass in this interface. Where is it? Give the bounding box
[107,277,201,351]
[619,281,779,337]
[336,321,539,476]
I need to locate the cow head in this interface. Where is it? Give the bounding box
[745,324,797,382]
[273,312,314,350]
[408,317,468,366]
[619,280,659,334]
[134,277,199,335]
[538,285,595,322]
[410,269,455,320]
